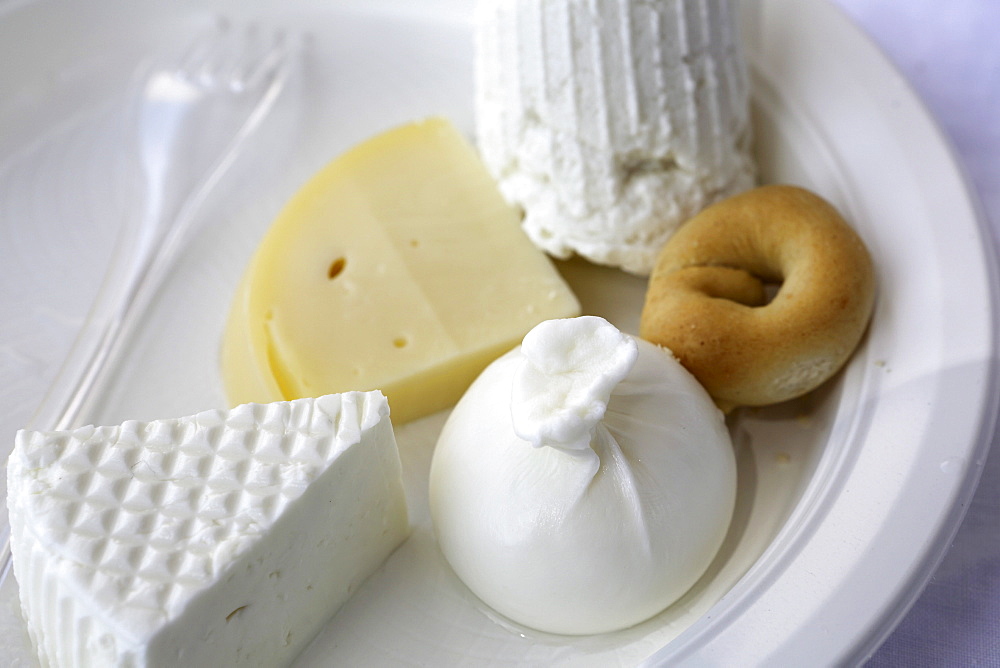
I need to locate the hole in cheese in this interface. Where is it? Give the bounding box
[327,257,347,279]
[393,337,408,349]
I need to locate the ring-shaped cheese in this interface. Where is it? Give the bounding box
[639,185,875,410]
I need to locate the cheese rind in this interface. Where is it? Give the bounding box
[222,117,581,423]
[7,391,408,667]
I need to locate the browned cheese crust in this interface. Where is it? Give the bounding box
[639,184,876,411]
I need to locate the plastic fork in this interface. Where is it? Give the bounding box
[0,18,299,579]
[35,17,298,432]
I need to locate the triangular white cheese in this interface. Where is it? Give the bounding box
[8,391,408,666]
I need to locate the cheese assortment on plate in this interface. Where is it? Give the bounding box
[7,392,407,666]
[4,0,884,663]
[222,117,581,424]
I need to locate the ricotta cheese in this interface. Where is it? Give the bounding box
[475,0,756,275]
[7,391,408,667]
[429,316,736,635]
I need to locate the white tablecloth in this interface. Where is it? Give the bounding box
[829,1,1000,665]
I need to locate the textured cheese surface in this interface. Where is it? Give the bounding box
[475,0,756,275]
[222,117,580,424]
[7,392,408,667]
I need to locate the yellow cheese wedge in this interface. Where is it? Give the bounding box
[222,117,580,424]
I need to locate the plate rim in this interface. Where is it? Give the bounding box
[645,0,1000,664]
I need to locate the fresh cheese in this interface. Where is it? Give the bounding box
[7,392,408,667]
[222,117,580,423]
[475,0,756,275]
[430,317,736,634]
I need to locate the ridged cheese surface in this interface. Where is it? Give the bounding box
[475,0,755,275]
[7,392,408,667]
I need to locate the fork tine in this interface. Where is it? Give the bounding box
[175,16,232,83]
[176,18,298,93]
[223,23,269,86]
[232,29,295,93]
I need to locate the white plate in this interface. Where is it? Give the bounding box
[0,0,996,665]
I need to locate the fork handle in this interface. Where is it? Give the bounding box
[30,236,150,431]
